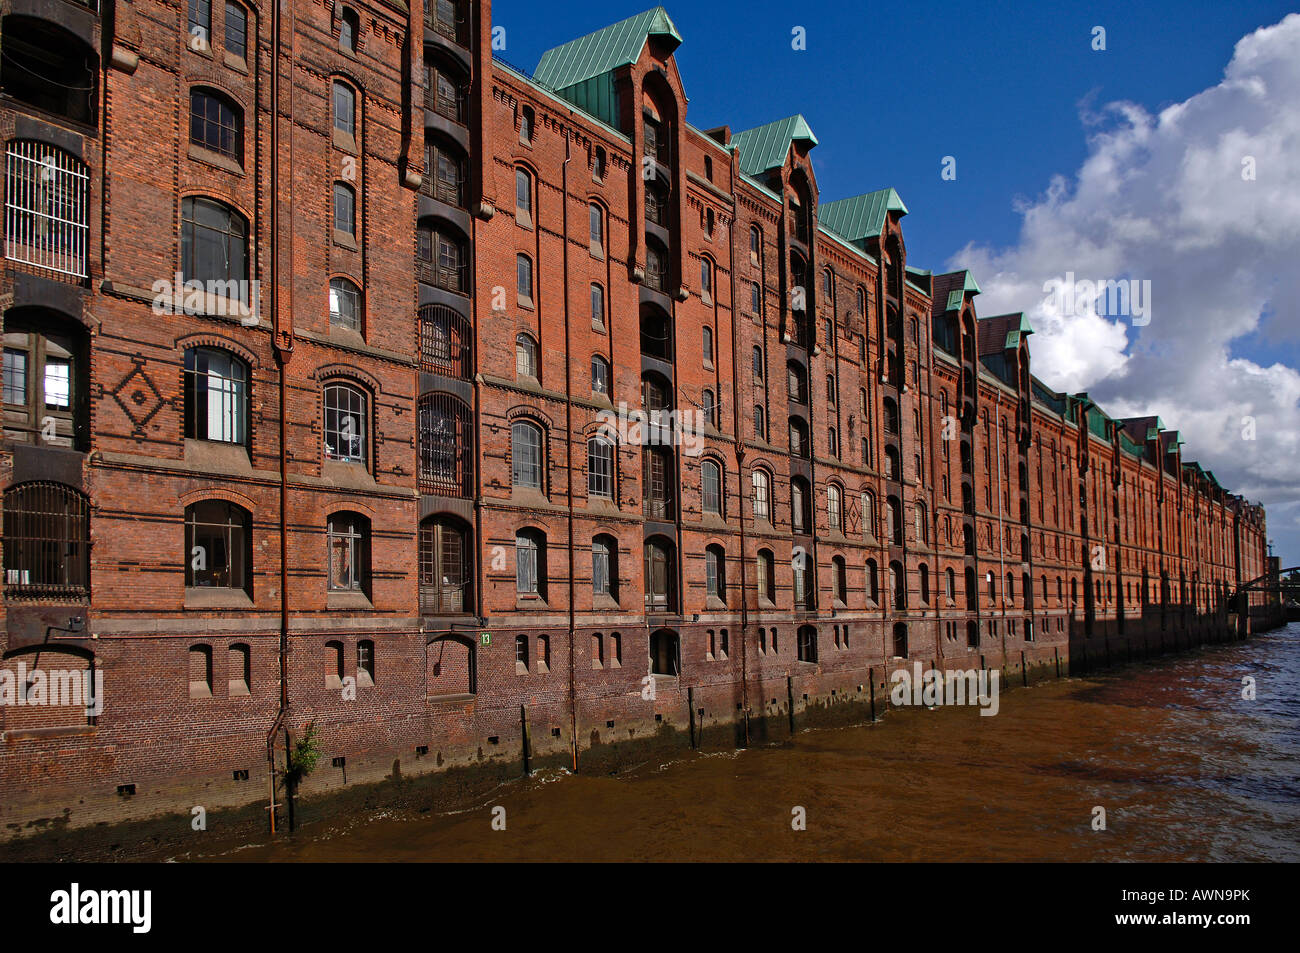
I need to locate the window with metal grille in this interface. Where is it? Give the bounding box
[189,88,243,162]
[417,393,472,497]
[183,347,248,444]
[419,517,470,614]
[323,381,367,464]
[327,512,369,593]
[329,277,362,332]
[181,197,248,297]
[419,304,471,378]
[511,420,543,489]
[2,482,89,600]
[185,499,249,592]
[4,141,89,278]
[587,436,614,499]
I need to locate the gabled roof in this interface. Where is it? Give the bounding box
[534,7,682,92]
[819,188,907,247]
[730,115,818,176]
[1119,415,1165,444]
[977,312,1032,355]
[931,270,981,316]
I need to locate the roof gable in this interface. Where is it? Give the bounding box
[534,7,683,92]
[819,188,908,247]
[730,114,818,176]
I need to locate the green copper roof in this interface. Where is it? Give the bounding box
[534,7,682,92]
[819,188,908,246]
[730,115,818,175]
[1004,313,1033,349]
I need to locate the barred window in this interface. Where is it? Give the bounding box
[183,347,248,444]
[4,141,89,279]
[185,499,249,591]
[189,88,243,162]
[511,420,543,489]
[323,381,367,464]
[419,304,471,378]
[329,277,362,332]
[2,482,89,600]
[181,197,248,296]
[701,459,722,516]
[327,511,370,593]
[418,393,473,497]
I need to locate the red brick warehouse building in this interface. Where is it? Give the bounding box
[0,0,1274,836]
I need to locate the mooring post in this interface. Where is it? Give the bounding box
[868,667,876,723]
[1054,646,1061,679]
[687,686,696,749]
[1021,650,1028,687]
[786,675,796,736]
[520,704,531,776]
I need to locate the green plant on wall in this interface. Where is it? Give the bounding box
[284,721,321,789]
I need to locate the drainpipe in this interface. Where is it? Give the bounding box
[725,149,750,746]
[266,0,296,832]
[561,129,578,771]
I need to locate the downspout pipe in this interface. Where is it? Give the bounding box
[725,146,750,746]
[562,129,578,771]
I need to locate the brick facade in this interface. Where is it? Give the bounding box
[0,0,1274,839]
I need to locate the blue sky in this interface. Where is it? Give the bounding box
[495,0,1300,564]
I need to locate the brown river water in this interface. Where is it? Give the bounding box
[183,624,1300,862]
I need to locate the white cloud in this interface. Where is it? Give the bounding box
[949,13,1300,561]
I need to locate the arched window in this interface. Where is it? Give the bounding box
[883,397,899,436]
[4,142,90,279]
[757,549,775,602]
[886,496,902,544]
[700,258,713,301]
[185,499,251,592]
[914,502,927,543]
[1,19,98,125]
[701,459,723,516]
[516,253,534,304]
[787,362,807,403]
[789,417,809,458]
[593,146,606,180]
[327,511,370,595]
[329,277,362,332]
[418,219,467,292]
[649,628,680,675]
[225,2,249,60]
[515,528,546,597]
[827,484,842,532]
[515,333,538,379]
[861,490,877,538]
[892,623,908,659]
[190,644,214,698]
[797,625,818,663]
[426,136,466,207]
[419,304,471,378]
[3,482,90,600]
[338,7,360,52]
[228,642,251,695]
[515,634,530,673]
[189,88,243,163]
[702,326,714,366]
[590,283,605,330]
[749,226,761,264]
[592,534,618,599]
[326,81,356,145]
[591,354,610,395]
[702,389,716,427]
[589,202,604,256]
[791,477,812,534]
[645,242,667,293]
[181,197,248,293]
[752,345,764,380]
[183,347,248,445]
[832,556,847,604]
[889,561,905,608]
[866,559,879,604]
[426,55,466,122]
[519,105,535,144]
[752,469,771,522]
[919,563,930,604]
[323,381,367,464]
[751,281,762,314]
[946,568,956,603]
[511,420,544,489]
[419,516,471,614]
[587,435,615,499]
[885,446,900,480]
[753,404,766,440]
[515,167,533,227]
[705,545,726,601]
